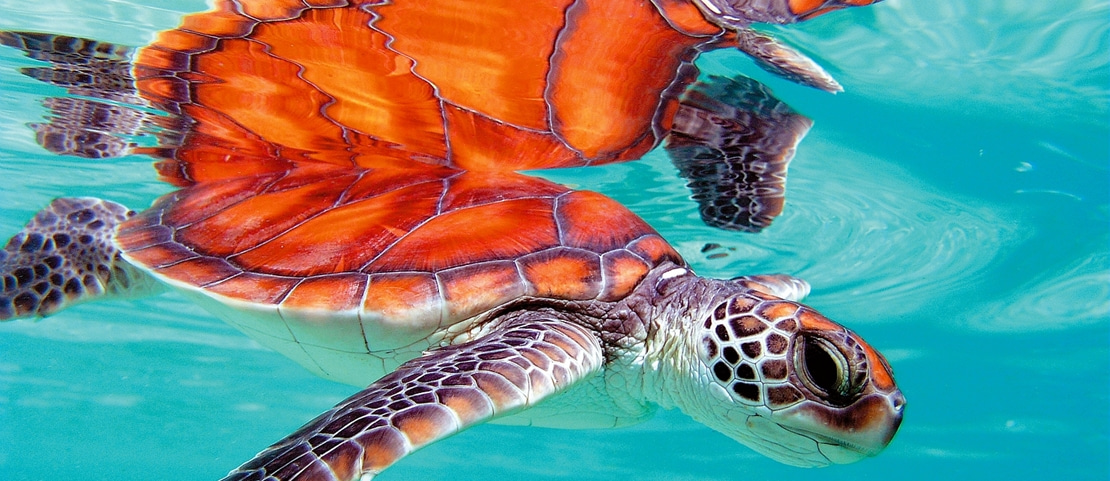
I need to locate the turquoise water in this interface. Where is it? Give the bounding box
[0,0,1106,480]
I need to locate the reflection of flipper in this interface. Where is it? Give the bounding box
[0,32,172,158]
[667,75,812,232]
[734,29,841,94]
[0,31,137,102]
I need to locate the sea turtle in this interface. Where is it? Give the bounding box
[0,0,902,479]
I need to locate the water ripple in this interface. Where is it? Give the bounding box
[662,135,1023,324]
[969,250,1109,332]
[774,0,1109,127]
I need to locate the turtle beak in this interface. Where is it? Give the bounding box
[773,389,905,463]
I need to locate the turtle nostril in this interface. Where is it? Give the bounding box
[889,391,907,412]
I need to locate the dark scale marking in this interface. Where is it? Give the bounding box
[732,382,760,402]
[713,302,727,320]
[728,295,758,315]
[67,209,95,224]
[13,267,34,287]
[63,278,83,295]
[735,363,756,380]
[766,333,788,355]
[20,233,44,252]
[775,318,796,332]
[713,361,732,382]
[42,289,63,308]
[410,392,436,405]
[53,233,71,248]
[760,359,788,380]
[32,282,49,295]
[729,315,767,337]
[33,264,48,277]
[853,371,868,388]
[714,324,730,341]
[767,385,804,407]
[702,337,718,359]
[741,341,761,359]
[44,255,63,269]
[13,292,37,314]
[722,346,740,364]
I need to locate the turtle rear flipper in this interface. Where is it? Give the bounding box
[0,198,160,320]
[667,75,812,232]
[221,315,604,481]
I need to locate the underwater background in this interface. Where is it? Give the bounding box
[0,0,1106,480]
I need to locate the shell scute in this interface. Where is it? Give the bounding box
[625,234,683,267]
[556,191,661,253]
[598,250,652,302]
[367,197,559,273]
[517,247,603,301]
[177,3,255,39]
[283,274,369,312]
[176,172,362,259]
[547,0,702,160]
[152,256,242,288]
[439,171,567,213]
[236,0,314,21]
[205,272,299,305]
[361,272,446,336]
[124,240,197,269]
[437,261,527,321]
[230,180,444,277]
[372,0,573,131]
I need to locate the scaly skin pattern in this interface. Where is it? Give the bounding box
[220,264,902,479]
[221,314,606,481]
[0,198,161,319]
[641,266,905,467]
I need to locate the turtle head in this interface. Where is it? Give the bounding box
[691,0,883,26]
[657,277,903,466]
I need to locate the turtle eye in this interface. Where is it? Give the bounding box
[795,335,852,399]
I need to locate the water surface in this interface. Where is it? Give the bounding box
[0,1,1106,480]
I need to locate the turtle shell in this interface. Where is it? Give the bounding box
[116,163,682,354]
[129,0,740,182]
[109,0,741,381]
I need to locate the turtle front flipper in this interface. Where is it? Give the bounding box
[733,28,842,93]
[0,198,160,320]
[222,316,604,481]
[667,75,812,232]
